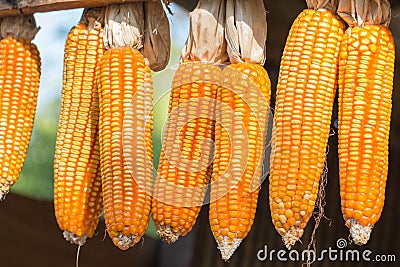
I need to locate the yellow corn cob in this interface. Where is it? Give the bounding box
[0,15,41,200]
[338,24,395,245]
[269,8,343,248]
[152,61,221,243]
[210,63,270,261]
[53,10,104,246]
[97,47,153,250]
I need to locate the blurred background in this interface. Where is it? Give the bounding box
[0,0,399,266]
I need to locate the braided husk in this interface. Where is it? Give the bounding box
[224,0,267,64]
[337,0,391,27]
[182,0,228,64]
[0,14,39,41]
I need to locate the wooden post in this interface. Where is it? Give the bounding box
[0,0,148,17]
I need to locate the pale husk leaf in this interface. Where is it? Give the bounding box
[182,0,228,64]
[0,15,39,41]
[143,0,171,71]
[104,3,144,50]
[225,0,267,64]
[306,0,339,12]
[337,0,391,27]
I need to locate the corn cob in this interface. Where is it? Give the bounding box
[152,61,221,243]
[151,0,227,243]
[53,9,104,246]
[0,15,41,201]
[207,0,269,260]
[98,3,161,250]
[210,63,270,260]
[98,46,153,250]
[269,3,344,248]
[338,0,394,245]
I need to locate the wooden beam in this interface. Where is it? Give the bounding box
[0,1,17,17]
[0,0,147,18]
[173,0,197,11]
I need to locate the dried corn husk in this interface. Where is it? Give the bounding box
[143,0,171,71]
[182,0,228,64]
[104,3,144,50]
[306,0,339,11]
[225,0,266,64]
[79,7,104,30]
[104,1,170,71]
[337,0,391,26]
[0,14,39,40]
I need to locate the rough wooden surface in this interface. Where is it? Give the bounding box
[0,0,146,17]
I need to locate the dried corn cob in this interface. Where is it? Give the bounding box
[0,15,41,200]
[210,63,270,260]
[269,0,344,248]
[338,0,394,245]
[151,0,227,243]
[98,46,153,250]
[98,2,169,249]
[53,8,104,246]
[209,0,270,260]
[152,61,221,243]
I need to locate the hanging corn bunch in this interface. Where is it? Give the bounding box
[209,0,271,261]
[53,8,105,246]
[151,0,227,243]
[337,0,394,245]
[269,0,344,249]
[97,1,170,250]
[0,15,41,201]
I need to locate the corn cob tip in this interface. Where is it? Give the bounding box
[63,230,87,246]
[111,233,138,250]
[283,228,304,249]
[217,237,242,261]
[156,224,180,244]
[348,219,372,246]
[0,188,9,201]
